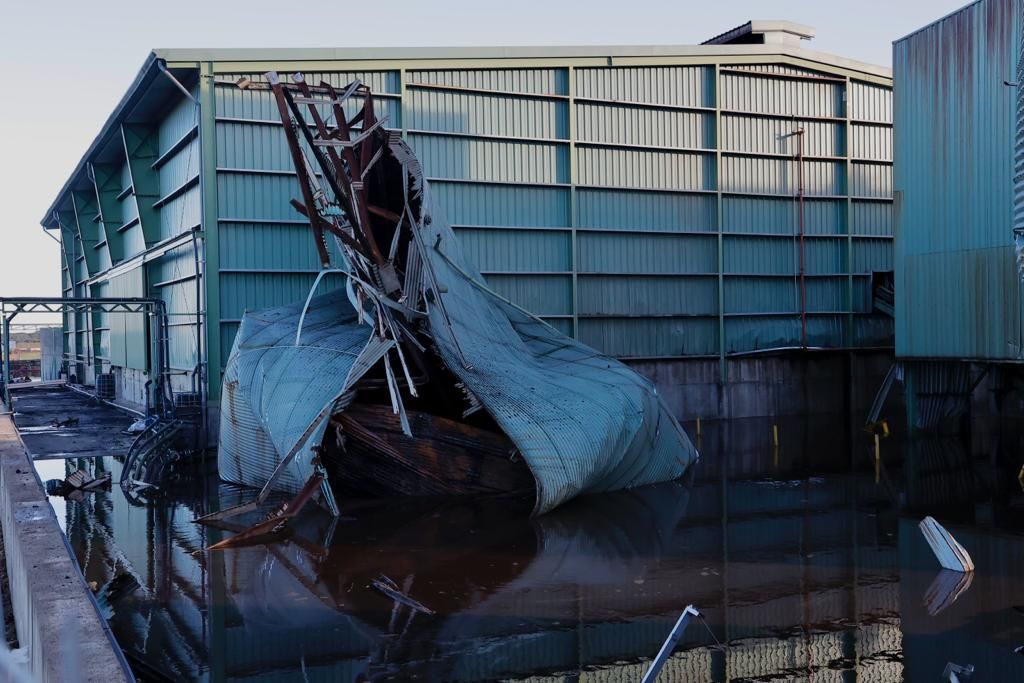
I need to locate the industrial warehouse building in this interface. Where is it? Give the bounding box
[40,20,894,434]
[894,0,1023,429]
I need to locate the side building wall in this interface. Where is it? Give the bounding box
[894,0,1022,361]
[53,77,204,413]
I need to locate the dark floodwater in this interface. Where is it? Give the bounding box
[34,416,1024,682]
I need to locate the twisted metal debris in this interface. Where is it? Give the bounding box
[206,72,698,539]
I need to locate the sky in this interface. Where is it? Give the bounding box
[0,0,967,322]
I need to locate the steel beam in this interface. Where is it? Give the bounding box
[567,65,579,340]
[89,162,126,264]
[2,316,10,407]
[70,189,101,276]
[714,64,726,383]
[199,61,221,403]
[0,297,172,415]
[844,76,856,347]
[120,123,162,246]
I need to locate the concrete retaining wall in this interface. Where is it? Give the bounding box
[627,350,899,422]
[0,414,132,683]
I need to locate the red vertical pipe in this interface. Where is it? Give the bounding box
[797,128,807,349]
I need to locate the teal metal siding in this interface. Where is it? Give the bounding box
[108,269,147,370]
[574,65,713,106]
[209,62,888,374]
[210,60,892,373]
[49,80,204,395]
[894,0,1023,360]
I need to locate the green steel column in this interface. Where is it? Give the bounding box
[199,61,222,403]
[70,191,98,279]
[399,67,408,141]
[2,315,9,407]
[120,123,162,247]
[714,64,726,384]
[69,194,98,373]
[904,363,917,436]
[89,162,126,265]
[844,77,855,347]
[567,65,579,339]
[57,213,80,366]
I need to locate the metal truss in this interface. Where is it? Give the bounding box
[1,297,171,412]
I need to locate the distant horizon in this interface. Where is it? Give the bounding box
[0,0,968,324]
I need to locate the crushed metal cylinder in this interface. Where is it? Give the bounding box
[215,72,699,519]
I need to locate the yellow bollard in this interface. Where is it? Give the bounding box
[881,420,890,438]
[772,424,779,448]
[874,434,881,484]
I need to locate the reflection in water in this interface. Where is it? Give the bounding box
[42,416,1024,682]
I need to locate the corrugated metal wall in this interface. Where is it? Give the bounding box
[54,81,204,401]
[210,57,893,383]
[894,0,1023,360]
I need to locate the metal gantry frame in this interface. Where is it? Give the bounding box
[0,297,172,413]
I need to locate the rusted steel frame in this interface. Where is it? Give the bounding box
[229,79,364,97]
[293,80,348,201]
[359,93,377,180]
[204,471,325,551]
[312,120,387,150]
[288,198,366,255]
[269,79,334,267]
[280,86,385,268]
[322,81,386,269]
[291,79,385,267]
[367,204,402,223]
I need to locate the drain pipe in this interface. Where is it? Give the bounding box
[795,128,807,350]
[157,61,199,104]
[190,226,207,450]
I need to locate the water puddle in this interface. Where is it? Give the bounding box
[35,416,1024,681]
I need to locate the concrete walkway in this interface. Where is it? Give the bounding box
[12,386,136,461]
[0,396,133,682]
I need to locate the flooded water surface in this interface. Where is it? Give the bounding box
[36,417,1024,681]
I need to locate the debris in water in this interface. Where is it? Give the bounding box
[44,470,111,500]
[95,573,140,620]
[124,415,157,434]
[370,574,434,615]
[203,466,328,551]
[920,516,974,572]
[941,662,974,682]
[642,605,701,683]
[208,73,698,523]
[924,569,974,616]
[119,417,184,495]
[50,417,78,428]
